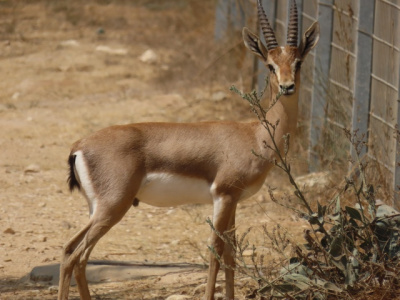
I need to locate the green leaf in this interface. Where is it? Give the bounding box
[368,203,376,219]
[330,213,341,226]
[258,283,297,296]
[330,236,343,257]
[257,284,272,295]
[318,201,327,217]
[349,218,359,228]
[323,281,343,292]
[272,283,299,295]
[335,196,341,214]
[357,180,364,196]
[318,202,327,224]
[345,261,357,287]
[331,255,347,272]
[330,214,341,221]
[309,213,320,225]
[282,273,311,290]
[345,206,363,221]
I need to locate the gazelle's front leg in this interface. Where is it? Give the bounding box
[205,194,238,300]
[223,207,237,299]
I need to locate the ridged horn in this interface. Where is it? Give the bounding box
[287,0,298,46]
[257,0,278,50]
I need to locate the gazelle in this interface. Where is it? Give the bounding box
[58,1,319,299]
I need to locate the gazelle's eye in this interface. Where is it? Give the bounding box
[268,65,276,74]
[295,61,302,71]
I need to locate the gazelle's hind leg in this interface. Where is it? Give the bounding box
[73,242,96,300]
[58,220,93,300]
[58,198,133,300]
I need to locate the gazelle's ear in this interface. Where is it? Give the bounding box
[298,22,320,58]
[242,27,269,62]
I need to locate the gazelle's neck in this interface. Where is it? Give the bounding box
[242,0,320,167]
[266,73,300,135]
[253,75,300,162]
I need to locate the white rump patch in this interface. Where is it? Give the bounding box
[73,150,98,217]
[136,172,213,207]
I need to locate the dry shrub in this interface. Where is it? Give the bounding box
[208,83,400,300]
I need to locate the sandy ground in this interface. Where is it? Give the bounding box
[0,1,328,299]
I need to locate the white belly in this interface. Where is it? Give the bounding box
[136,173,213,207]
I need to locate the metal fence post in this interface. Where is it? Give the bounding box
[395,35,400,208]
[309,0,334,170]
[351,0,375,160]
[215,0,247,41]
[395,81,400,207]
[215,0,229,41]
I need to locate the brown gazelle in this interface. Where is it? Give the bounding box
[58,1,319,299]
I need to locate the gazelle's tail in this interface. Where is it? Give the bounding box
[67,154,80,192]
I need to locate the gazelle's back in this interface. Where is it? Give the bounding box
[71,121,266,208]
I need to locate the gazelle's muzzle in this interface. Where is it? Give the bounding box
[280,84,296,95]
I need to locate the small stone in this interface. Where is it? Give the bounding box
[11,92,20,100]
[257,194,266,203]
[193,283,222,295]
[295,171,330,188]
[96,45,128,55]
[61,221,72,230]
[214,293,225,300]
[3,228,15,234]
[24,164,40,174]
[96,27,105,35]
[242,249,256,257]
[192,283,206,295]
[59,40,80,47]
[48,286,58,293]
[170,239,180,246]
[377,204,399,218]
[211,91,227,102]
[165,295,191,300]
[139,49,158,64]
[38,202,46,208]
[58,65,70,72]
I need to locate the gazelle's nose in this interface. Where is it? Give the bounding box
[279,84,295,95]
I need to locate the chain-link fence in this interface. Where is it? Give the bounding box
[216,0,400,206]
